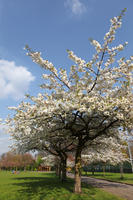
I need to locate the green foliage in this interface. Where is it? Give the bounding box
[34,156,43,169]
[0,171,124,200]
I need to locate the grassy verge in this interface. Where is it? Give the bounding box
[0,171,125,200]
[82,172,133,184]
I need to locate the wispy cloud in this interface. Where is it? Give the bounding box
[65,0,86,16]
[0,135,12,155]
[0,124,7,134]
[0,123,12,155]
[0,60,35,100]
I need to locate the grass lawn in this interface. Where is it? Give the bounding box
[0,171,125,200]
[82,172,133,184]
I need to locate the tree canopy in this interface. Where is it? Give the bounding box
[6,9,133,193]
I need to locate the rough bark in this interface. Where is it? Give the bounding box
[61,157,67,182]
[74,147,82,193]
[120,163,124,179]
[55,164,59,176]
[59,162,62,179]
[91,165,95,175]
[55,165,58,176]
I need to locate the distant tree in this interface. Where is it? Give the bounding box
[21,153,35,170]
[0,152,34,170]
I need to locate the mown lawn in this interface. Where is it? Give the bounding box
[0,171,125,200]
[82,172,133,184]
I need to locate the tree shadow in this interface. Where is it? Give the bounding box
[12,173,97,199]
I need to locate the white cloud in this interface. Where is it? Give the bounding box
[0,124,12,155]
[0,135,12,155]
[65,0,86,16]
[0,124,7,134]
[0,60,35,100]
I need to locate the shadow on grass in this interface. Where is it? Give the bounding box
[12,173,97,199]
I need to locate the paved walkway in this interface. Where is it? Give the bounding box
[68,173,133,200]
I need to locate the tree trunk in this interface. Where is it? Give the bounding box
[127,143,133,173]
[92,165,95,175]
[74,148,82,193]
[103,165,106,177]
[55,164,59,176]
[61,157,67,182]
[59,162,62,179]
[120,163,124,179]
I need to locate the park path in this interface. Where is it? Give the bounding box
[67,173,133,200]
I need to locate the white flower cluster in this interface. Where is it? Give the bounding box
[5,9,133,170]
[82,137,128,165]
[91,40,102,53]
[68,50,86,72]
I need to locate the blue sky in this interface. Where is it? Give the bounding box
[0,0,133,155]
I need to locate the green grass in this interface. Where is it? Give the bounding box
[0,171,124,200]
[82,172,133,184]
